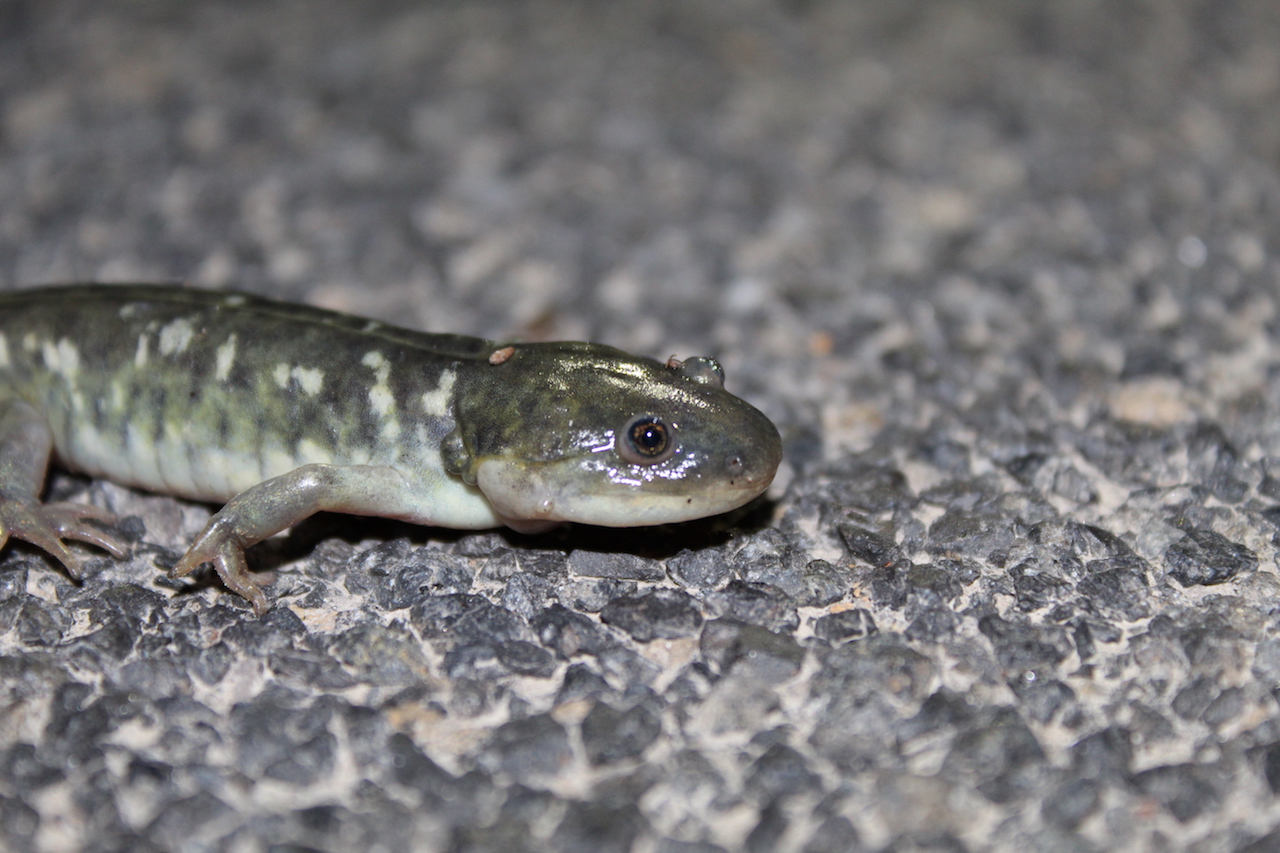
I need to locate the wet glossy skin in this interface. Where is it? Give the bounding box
[0,284,782,614]
[451,341,780,530]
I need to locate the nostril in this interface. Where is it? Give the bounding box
[726,454,750,484]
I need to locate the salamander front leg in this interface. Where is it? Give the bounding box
[0,398,128,578]
[170,463,415,615]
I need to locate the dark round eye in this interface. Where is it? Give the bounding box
[619,416,675,464]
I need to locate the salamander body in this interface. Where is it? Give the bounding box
[0,284,781,614]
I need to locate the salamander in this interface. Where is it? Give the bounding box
[0,284,782,614]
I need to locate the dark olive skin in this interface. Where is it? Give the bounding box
[449,341,782,530]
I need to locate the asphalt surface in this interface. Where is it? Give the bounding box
[2,2,1280,851]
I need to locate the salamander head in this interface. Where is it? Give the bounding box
[448,343,781,531]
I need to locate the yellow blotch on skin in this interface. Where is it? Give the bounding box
[158,318,196,356]
[369,383,395,417]
[362,351,394,417]
[420,369,457,416]
[270,362,326,396]
[42,338,80,378]
[215,334,238,382]
[292,366,325,396]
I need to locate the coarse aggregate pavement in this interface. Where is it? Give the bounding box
[3,2,1280,850]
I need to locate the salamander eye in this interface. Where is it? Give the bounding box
[619,416,676,465]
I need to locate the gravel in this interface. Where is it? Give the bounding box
[3,1,1280,850]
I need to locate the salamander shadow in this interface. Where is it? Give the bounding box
[278,493,777,563]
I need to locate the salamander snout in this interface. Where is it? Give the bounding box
[718,412,783,495]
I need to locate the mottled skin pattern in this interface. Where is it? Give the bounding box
[0,285,781,614]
